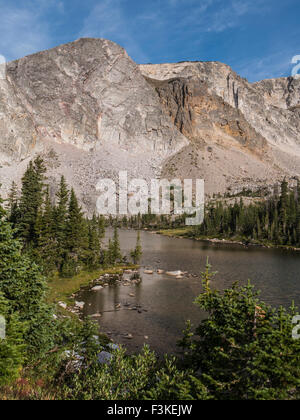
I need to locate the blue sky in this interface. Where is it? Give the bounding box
[0,0,299,82]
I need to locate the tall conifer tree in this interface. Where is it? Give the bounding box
[19,156,46,246]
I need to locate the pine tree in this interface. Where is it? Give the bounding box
[297,178,300,204]
[264,212,270,236]
[297,205,300,245]
[0,195,54,359]
[6,181,20,228]
[35,187,56,272]
[86,215,101,269]
[0,292,25,386]
[107,239,115,265]
[54,176,69,270]
[62,189,88,275]
[131,231,142,264]
[256,217,262,240]
[180,264,300,400]
[112,225,122,263]
[18,156,46,246]
[65,189,84,253]
[98,215,106,240]
[279,178,288,226]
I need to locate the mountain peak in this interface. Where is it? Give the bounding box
[0,39,300,212]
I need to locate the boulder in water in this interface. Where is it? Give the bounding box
[166,270,183,277]
[92,285,103,291]
[91,313,102,318]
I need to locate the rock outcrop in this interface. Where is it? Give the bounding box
[141,63,300,195]
[140,62,300,154]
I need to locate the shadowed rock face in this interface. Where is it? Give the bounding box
[0,39,300,211]
[146,76,267,153]
[140,62,300,154]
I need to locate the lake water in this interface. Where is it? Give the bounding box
[79,230,300,355]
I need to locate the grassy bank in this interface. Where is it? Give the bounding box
[47,265,137,305]
[157,227,193,237]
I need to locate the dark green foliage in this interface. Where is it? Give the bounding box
[146,357,209,400]
[34,187,56,272]
[179,261,300,400]
[61,188,88,276]
[53,176,69,270]
[130,231,142,264]
[193,179,300,247]
[8,159,120,276]
[124,178,300,248]
[65,189,87,255]
[18,156,46,245]
[124,213,185,230]
[0,199,55,359]
[0,293,25,386]
[85,215,101,270]
[108,225,122,265]
[59,336,206,400]
[6,181,21,228]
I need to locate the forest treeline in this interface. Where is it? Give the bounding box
[194,179,300,247]
[120,179,300,248]
[5,156,142,277]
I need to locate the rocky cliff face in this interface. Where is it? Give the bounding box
[0,38,187,211]
[140,63,300,154]
[141,63,300,196]
[0,39,300,211]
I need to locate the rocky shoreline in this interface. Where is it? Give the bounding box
[59,269,142,317]
[57,265,198,348]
